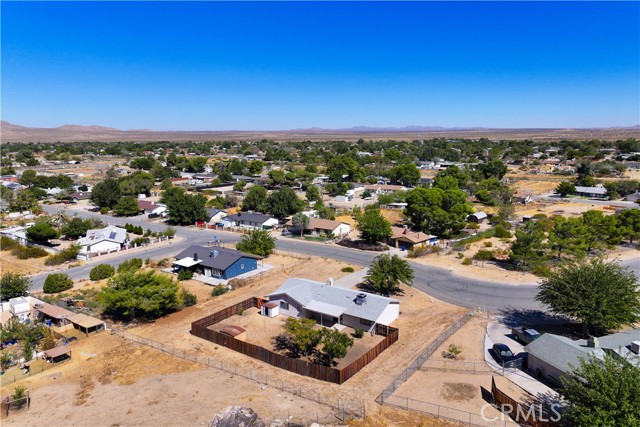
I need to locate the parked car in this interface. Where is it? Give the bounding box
[492,343,516,365]
[148,213,160,219]
[511,326,541,344]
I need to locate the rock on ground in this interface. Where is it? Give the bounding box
[210,406,266,427]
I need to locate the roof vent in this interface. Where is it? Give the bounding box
[193,252,198,261]
[327,278,334,287]
[587,336,600,348]
[355,293,367,306]
[210,250,218,258]
[631,341,640,355]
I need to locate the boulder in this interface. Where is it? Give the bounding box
[210,406,266,427]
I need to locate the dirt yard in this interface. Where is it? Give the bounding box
[0,333,336,426]
[0,252,54,275]
[514,200,616,218]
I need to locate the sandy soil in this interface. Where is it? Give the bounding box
[514,201,616,218]
[411,237,539,285]
[1,252,53,275]
[432,315,490,362]
[0,334,334,426]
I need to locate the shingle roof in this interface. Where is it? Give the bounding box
[575,186,607,195]
[285,217,346,232]
[226,212,275,224]
[174,245,261,271]
[78,226,127,246]
[390,226,436,244]
[137,200,165,211]
[266,278,399,324]
[34,303,73,320]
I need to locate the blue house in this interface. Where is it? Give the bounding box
[173,245,261,280]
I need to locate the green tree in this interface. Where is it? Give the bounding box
[0,273,31,300]
[89,264,116,281]
[160,187,207,225]
[548,216,587,258]
[19,169,37,187]
[556,181,576,198]
[561,353,640,427]
[388,163,421,187]
[616,208,640,243]
[26,222,59,244]
[536,258,640,335]
[241,185,268,212]
[236,229,276,256]
[99,270,180,320]
[91,179,121,208]
[292,213,309,237]
[117,258,143,273]
[61,217,104,239]
[404,187,472,237]
[266,187,304,219]
[509,221,546,267]
[478,159,508,180]
[284,317,323,356]
[268,169,287,187]
[119,172,154,196]
[43,273,74,293]
[233,180,247,192]
[320,328,354,364]
[113,196,141,216]
[357,208,391,243]
[365,254,414,296]
[305,185,321,203]
[247,160,265,175]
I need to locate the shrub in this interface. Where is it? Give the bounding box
[473,249,494,261]
[353,328,364,339]
[341,266,355,273]
[180,288,197,307]
[130,236,150,246]
[457,252,465,259]
[0,236,18,251]
[43,273,74,293]
[408,246,431,258]
[117,258,143,273]
[12,385,27,409]
[125,223,143,235]
[99,207,109,214]
[211,286,228,297]
[484,241,493,248]
[494,224,512,239]
[157,258,170,267]
[236,229,276,256]
[466,222,480,230]
[336,238,389,251]
[462,258,472,265]
[44,244,80,266]
[89,264,115,281]
[448,344,463,359]
[11,245,48,259]
[177,269,194,281]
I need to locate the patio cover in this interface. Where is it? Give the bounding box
[35,303,73,319]
[173,257,202,268]
[45,345,72,359]
[67,313,105,330]
[304,300,346,318]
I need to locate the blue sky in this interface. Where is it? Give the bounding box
[2,1,639,130]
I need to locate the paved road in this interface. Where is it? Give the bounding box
[534,194,638,209]
[33,205,639,312]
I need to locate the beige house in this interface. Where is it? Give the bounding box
[388,226,438,249]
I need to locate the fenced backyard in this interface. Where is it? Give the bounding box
[189,297,399,385]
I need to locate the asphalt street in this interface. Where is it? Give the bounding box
[32,205,639,312]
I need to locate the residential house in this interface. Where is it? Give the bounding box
[285,217,351,238]
[264,278,400,333]
[78,225,128,254]
[0,226,28,246]
[388,226,438,250]
[137,199,167,215]
[69,191,92,202]
[525,329,640,386]
[224,212,279,229]
[364,184,407,195]
[574,186,608,199]
[206,208,228,225]
[173,245,261,280]
[513,191,533,204]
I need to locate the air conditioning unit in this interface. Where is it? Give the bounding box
[631,341,640,355]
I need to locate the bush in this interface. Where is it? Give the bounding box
[353,328,364,339]
[177,269,194,281]
[11,245,48,259]
[473,249,494,261]
[117,258,143,273]
[466,222,480,230]
[494,225,512,239]
[462,258,472,265]
[99,207,109,214]
[43,273,74,293]
[12,385,26,409]
[130,236,150,246]
[180,288,197,307]
[457,252,465,259]
[236,229,276,257]
[336,238,389,251]
[407,246,431,258]
[89,264,115,281]
[125,223,144,235]
[0,236,18,251]
[211,286,228,297]
[484,241,493,248]
[341,266,355,273]
[44,244,80,266]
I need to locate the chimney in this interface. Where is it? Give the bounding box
[327,278,334,287]
[587,336,600,348]
[403,228,408,234]
[193,252,198,261]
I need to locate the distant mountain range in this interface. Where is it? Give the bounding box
[1,121,639,143]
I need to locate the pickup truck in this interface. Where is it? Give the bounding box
[511,326,541,344]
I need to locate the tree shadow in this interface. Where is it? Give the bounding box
[497,307,588,339]
[355,281,405,297]
[272,334,302,359]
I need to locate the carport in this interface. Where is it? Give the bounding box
[44,345,72,364]
[67,313,106,335]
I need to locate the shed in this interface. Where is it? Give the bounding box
[44,345,72,363]
[467,212,488,223]
[67,313,106,335]
[261,301,280,318]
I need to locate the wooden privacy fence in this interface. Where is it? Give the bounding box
[190,297,399,384]
[491,377,560,427]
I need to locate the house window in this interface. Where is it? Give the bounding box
[360,318,373,326]
[280,301,289,310]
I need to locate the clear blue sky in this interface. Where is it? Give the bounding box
[2,1,639,130]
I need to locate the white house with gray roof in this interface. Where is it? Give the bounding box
[265,278,399,333]
[525,328,640,386]
[78,225,128,254]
